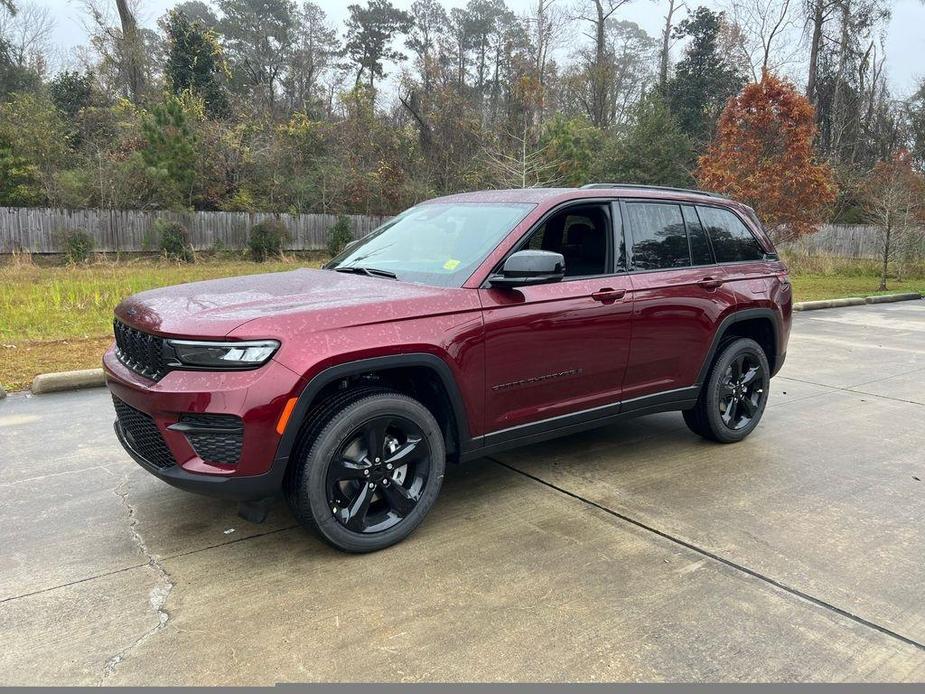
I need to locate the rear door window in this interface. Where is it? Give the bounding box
[697,206,764,262]
[625,202,690,271]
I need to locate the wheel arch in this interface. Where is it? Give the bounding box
[274,353,472,470]
[696,309,782,386]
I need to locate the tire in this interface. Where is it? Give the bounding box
[285,389,446,553]
[683,337,770,444]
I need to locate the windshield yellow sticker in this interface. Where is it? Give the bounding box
[443,259,461,270]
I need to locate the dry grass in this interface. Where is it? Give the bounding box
[1,337,114,392]
[781,251,925,302]
[1,251,922,392]
[0,252,324,342]
[0,253,325,391]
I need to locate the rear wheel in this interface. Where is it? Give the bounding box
[285,390,445,553]
[683,337,770,443]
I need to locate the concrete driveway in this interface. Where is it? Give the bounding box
[1,301,924,684]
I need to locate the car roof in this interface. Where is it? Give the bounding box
[426,186,734,208]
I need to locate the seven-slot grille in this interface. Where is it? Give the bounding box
[112,396,176,470]
[113,319,168,380]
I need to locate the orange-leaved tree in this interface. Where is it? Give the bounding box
[696,74,837,243]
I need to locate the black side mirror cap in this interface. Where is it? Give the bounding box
[489,250,566,288]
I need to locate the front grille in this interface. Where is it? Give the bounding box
[179,413,244,466]
[112,396,176,470]
[113,320,168,380]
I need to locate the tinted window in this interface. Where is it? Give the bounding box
[697,206,764,263]
[524,205,611,277]
[683,205,713,265]
[626,202,690,271]
[613,204,627,270]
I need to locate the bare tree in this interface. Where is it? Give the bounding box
[0,1,54,70]
[574,0,633,127]
[527,0,568,87]
[725,0,801,81]
[483,128,564,188]
[814,0,893,165]
[863,158,925,291]
[518,0,569,127]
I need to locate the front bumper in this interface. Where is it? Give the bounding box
[113,420,286,500]
[104,346,306,501]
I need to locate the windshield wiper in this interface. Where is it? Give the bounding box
[332,265,398,280]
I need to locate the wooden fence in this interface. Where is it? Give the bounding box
[779,224,925,259]
[1,207,922,259]
[0,208,390,253]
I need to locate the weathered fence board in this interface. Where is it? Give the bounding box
[1,207,922,259]
[0,208,390,253]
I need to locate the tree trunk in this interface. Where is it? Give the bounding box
[590,0,608,127]
[658,0,677,93]
[879,221,890,291]
[457,42,466,88]
[115,0,144,104]
[806,0,823,105]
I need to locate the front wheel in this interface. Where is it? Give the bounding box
[683,337,770,443]
[285,390,446,553]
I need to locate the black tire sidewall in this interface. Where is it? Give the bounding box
[703,338,770,443]
[297,393,446,553]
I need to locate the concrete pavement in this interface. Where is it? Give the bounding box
[1,301,924,684]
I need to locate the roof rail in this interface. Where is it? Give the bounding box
[580,183,726,199]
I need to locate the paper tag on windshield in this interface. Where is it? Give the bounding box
[443,259,461,270]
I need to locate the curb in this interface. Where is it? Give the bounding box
[864,292,923,304]
[793,292,922,312]
[31,368,106,395]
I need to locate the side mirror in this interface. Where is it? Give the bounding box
[489,250,566,288]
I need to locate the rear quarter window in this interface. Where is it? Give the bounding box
[697,206,764,263]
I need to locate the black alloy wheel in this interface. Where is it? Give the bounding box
[285,390,446,553]
[683,337,771,443]
[718,353,765,430]
[327,416,432,534]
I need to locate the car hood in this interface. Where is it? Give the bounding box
[114,268,469,338]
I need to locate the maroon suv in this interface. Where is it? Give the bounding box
[105,184,791,552]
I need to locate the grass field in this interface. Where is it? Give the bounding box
[0,254,324,391]
[1,252,922,391]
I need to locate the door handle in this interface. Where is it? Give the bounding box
[591,288,626,303]
[698,276,724,290]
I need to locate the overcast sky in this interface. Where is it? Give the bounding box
[39,0,925,97]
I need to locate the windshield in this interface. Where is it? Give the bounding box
[325,202,535,287]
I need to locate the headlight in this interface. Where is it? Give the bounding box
[167,339,280,369]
